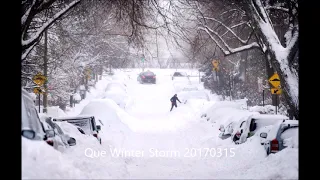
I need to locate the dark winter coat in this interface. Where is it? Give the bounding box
[170,96,181,104]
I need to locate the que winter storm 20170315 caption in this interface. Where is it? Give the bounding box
[84,148,236,158]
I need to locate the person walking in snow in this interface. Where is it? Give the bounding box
[170,94,181,111]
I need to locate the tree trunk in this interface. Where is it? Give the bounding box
[243,0,299,119]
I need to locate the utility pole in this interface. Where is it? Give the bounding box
[43,29,48,113]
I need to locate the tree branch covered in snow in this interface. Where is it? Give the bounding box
[21,0,82,58]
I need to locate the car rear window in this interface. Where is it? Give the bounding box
[66,118,92,134]
[280,127,298,148]
[280,127,298,140]
[173,72,183,76]
[144,72,154,76]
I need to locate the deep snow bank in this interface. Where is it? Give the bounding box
[22,121,130,179]
[196,100,298,179]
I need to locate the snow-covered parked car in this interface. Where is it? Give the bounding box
[105,81,127,93]
[231,114,289,144]
[178,90,210,104]
[22,88,55,144]
[53,115,102,144]
[172,71,188,80]
[45,117,77,148]
[103,90,131,109]
[104,81,131,109]
[260,120,298,155]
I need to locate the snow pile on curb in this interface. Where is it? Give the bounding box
[249,105,288,116]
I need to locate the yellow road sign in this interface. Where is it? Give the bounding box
[271,88,282,95]
[268,73,280,88]
[33,87,44,94]
[212,60,219,68]
[32,73,47,86]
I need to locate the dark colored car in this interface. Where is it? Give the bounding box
[137,70,156,84]
[53,115,102,144]
[172,71,188,80]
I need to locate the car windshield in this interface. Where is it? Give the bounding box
[65,118,92,134]
[281,126,298,139]
[22,95,44,134]
[54,123,64,135]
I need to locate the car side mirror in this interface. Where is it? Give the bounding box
[45,129,55,138]
[96,125,101,131]
[22,130,36,139]
[68,137,76,146]
[260,132,267,138]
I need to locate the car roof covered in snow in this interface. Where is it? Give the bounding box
[251,114,289,120]
[281,119,299,125]
[264,119,298,140]
[53,115,94,121]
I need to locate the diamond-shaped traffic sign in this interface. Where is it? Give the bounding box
[33,87,44,94]
[268,73,280,88]
[271,88,282,95]
[32,73,47,86]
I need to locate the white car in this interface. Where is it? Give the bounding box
[103,90,131,109]
[178,90,210,104]
[105,82,127,93]
[231,114,289,144]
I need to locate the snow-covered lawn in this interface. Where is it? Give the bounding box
[22,68,298,179]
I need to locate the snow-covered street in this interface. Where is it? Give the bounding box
[22,69,298,179]
[21,0,299,178]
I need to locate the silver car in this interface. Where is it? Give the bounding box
[22,88,55,142]
[260,120,298,155]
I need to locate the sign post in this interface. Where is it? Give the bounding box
[269,72,282,114]
[33,73,47,113]
[33,87,44,113]
[212,60,219,85]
